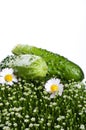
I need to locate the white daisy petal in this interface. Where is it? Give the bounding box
[6,68,13,74]
[58,91,62,96]
[0,68,13,76]
[7,82,13,86]
[52,78,60,84]
[12,76,18,82]
[0,77,5,84]
[0,71,5,77]
[0,68,18,86]
[44,78,64,98]
[50,93,56,98]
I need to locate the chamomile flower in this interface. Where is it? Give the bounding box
[44,78,64,98]
[0,68,18,86]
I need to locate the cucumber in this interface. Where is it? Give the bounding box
[12,44,84,82]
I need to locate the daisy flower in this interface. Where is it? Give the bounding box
[44,78,64,98]
[0,68,18,86]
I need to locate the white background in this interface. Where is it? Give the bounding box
[0,0,86,79]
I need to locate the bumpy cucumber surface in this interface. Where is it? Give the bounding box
[12,44,84,82]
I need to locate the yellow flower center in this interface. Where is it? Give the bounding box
[50,84,59,92]
[4,74,13,82]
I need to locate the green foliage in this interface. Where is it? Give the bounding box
[0,55,16,69]
[0,79,86,130]
[0,46,86,130]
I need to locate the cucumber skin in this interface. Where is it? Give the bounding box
[12,44,84,82]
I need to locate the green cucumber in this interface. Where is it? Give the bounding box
[12,44,84,82]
